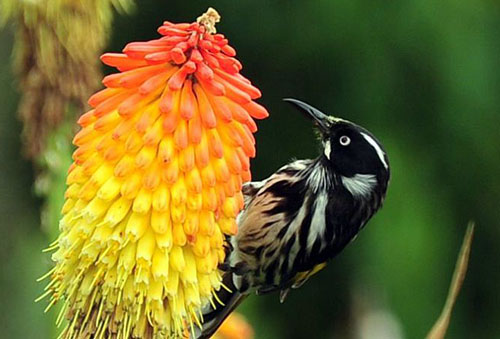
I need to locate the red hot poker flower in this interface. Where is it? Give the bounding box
[41,8,268,339]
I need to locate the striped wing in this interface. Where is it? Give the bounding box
[232,160,314,292]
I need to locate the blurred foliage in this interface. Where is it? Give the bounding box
[0,0,134,159]
[1,1,499,338]
[427,223,474,339]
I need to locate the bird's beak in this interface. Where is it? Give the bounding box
[283,98,335,134]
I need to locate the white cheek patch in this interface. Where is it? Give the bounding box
[360,132,388,169]
[341,174,377,197]
[323,140,331,160]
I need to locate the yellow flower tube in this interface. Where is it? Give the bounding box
[40,8,268,338]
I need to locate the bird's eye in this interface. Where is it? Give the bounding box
[339,135,350,146]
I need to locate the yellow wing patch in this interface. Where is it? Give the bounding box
[292,262,327,289]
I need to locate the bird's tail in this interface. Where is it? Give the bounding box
[195,272,247,339]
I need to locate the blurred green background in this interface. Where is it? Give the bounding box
[1,1,499,338]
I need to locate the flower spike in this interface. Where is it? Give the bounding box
[40,8,268,338]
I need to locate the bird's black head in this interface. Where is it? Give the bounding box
[284,98,390,196]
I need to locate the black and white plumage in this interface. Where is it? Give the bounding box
[197,99,390,338]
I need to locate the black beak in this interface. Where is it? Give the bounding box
[283,98,332,134]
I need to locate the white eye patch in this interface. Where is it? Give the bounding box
[360,132,388,169]
[339,135,350,146]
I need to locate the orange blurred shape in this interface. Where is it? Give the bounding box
[214,313,254,339]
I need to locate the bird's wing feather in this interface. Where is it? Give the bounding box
[236,172,298,266]
[234,162,312,288]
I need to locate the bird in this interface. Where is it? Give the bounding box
[196,98,391,338]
